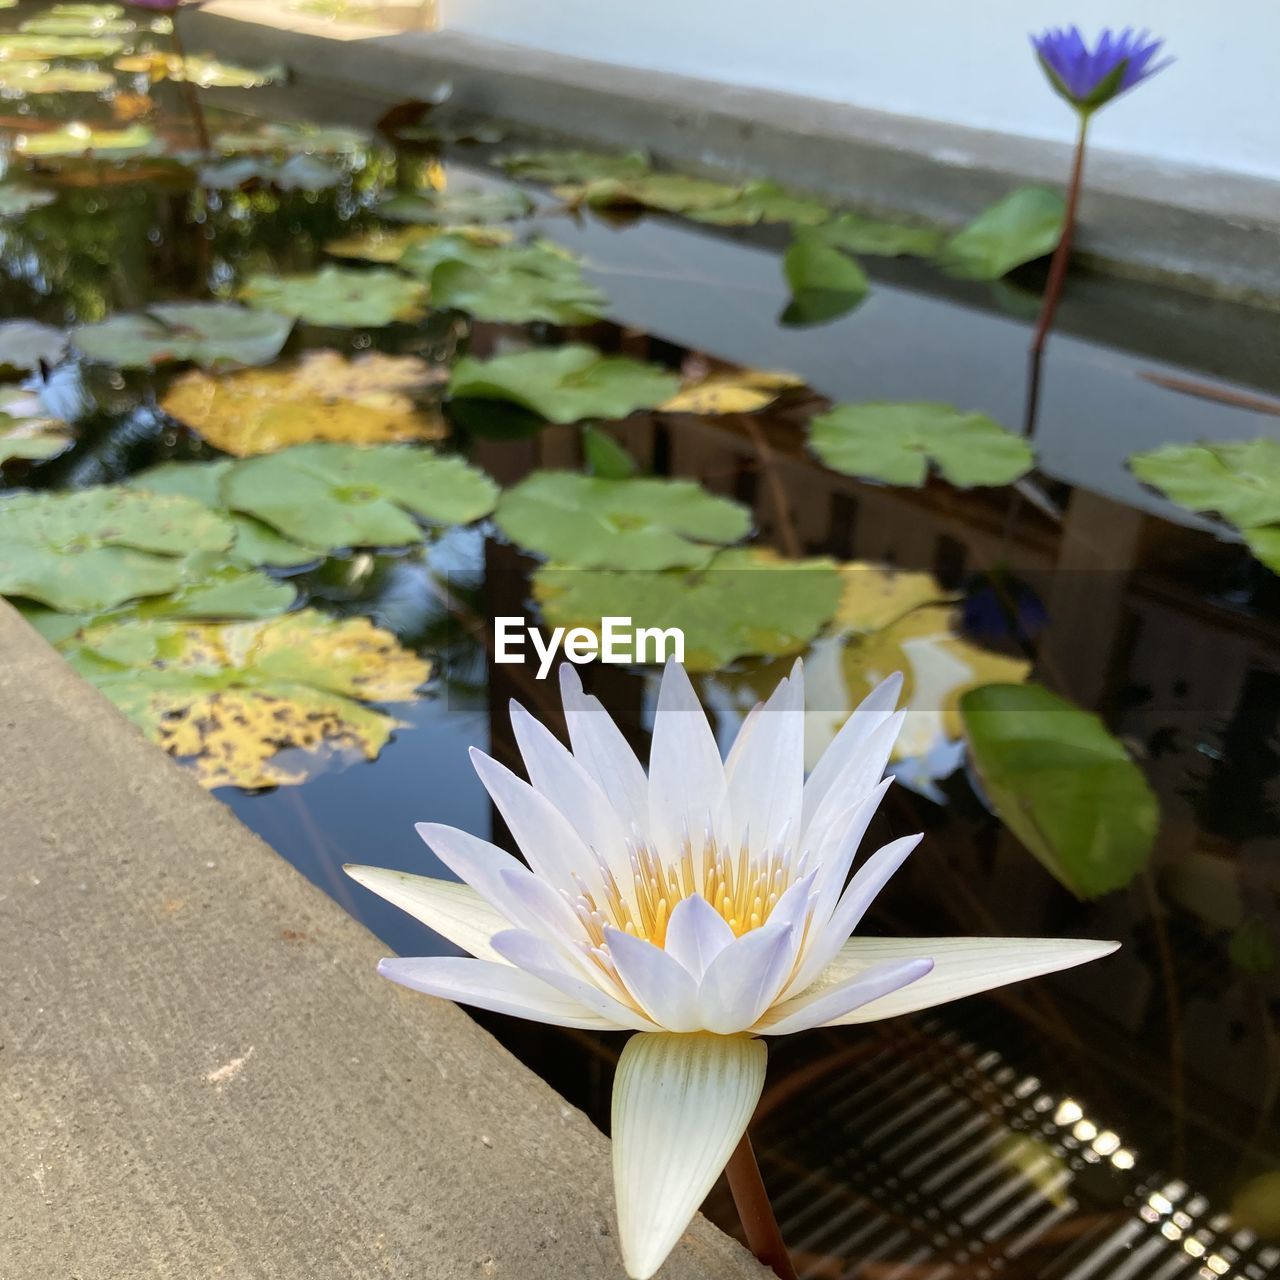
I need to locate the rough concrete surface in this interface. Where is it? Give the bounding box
[0,602,765,1280]
[184,3,1280,303]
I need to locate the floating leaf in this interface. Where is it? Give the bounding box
[324,222,509,264]
[213,121,371,157]
[836,561,954,632]
[939,187,1066,281]
[0,33,126,59]
[129,460,320,568]
[496,472,750,570]
[564,172,743,216]
[808,211,944,258]
[0,62,116,93]
[534,548,841,671]
[15,122,157,158]
[378,187,533,225]
[0,182,56,217]
[116,51,283,88]
[781,232,870,326]
[500,148,650,184]
[199,154,342,192]
[583,425,637,480]
[0,320,68,372]
[222,442,498,550]
[449,345,680,425]
[238,266,428,327]
[810,402,1034,488]
[662,367,804,415]
[960,682,1158,899]
[0,487,234,612]
[61,610,430,789]
[0,387,72,464]
[689,181,830,228]
[160,350,447,456]
[74,302,293,368]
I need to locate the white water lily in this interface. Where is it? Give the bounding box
[347,660,1117,1279]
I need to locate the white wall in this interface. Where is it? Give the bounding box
[441,0,1280,182]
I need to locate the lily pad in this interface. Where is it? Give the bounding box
[496,472,750,570]
[583,425,638,480]
[0,183,56,217]
[449,345,680,425]
[199,154,342,192]
[534,548,842,671]
[160,350,448,456]
[238,266,428,327]
[213,121,371,157]
[0,33,126,59]
[18,13,135,35]
[0,320,68,372]
[324,223,509,264]
[662,367,805,415]
[938,187,1066,281]
[129,460,321,568]
[222,442,499,550]
[689,181,830,228]
[781,232,870,326]
[808,211,944,259]
[60,610,430,790]
[0,62,116,93]
[116,51,284,88]
[74,303,294,368]
[15,123,157,158]
[564,172,743,216]
[960,682,1158,899]
[377,187,533,226]
[499,149,650,184]
[0,387,73,464]
[809,402,1034,488]
[0,487,235,612]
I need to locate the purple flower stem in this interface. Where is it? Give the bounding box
[724,1131,799,1280]
[168,11,211,155]
[1022,113,1090,438]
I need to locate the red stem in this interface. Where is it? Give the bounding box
[724,1132,799,1280]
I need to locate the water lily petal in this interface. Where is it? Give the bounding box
[756,956,934,1034]
[612,1032,767,1279]
[378,955,618,1029]
[605,926,702,1031]
[663,893,735,981]
[698,922,796,1034]
[815,936,1121,1025]
[344,866,507,962]
[804,777,893,926]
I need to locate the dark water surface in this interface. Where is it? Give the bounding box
[4,6,1280,1277]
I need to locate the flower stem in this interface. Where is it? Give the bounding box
[169,11,211,155]
[1022,113,1090,437]
[724,1132,798,1280]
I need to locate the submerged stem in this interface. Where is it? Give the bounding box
[724,1132,798,1280]
[1023,114,1090,437]
[168,13,211,155]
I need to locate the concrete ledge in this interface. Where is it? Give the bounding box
[0,603,763,1279]
[184,3,1280,304]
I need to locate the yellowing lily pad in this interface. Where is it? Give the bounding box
[0,62,116,93]
[238,266,428,327]
[161,350,448,456]
[662,367,805,415]
[61,609,431,790]
[73,303,294,369]
[0,33,126,60]
[16,122,157,158]
[836,561,956,632]
[115,51,284,88]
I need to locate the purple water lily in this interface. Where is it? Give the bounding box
[1032,26,1172,112]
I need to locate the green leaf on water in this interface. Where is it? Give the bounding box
[938,186,1066,281]
[499,148,651,184]
[73,302,294,368]
[238,266,428,327]
[687,181,830,227]
[566,172,744,216]
[0,62,116,93]
[0,33,126,59]
[960,682,1158,899]
[450,345,680,425]
[15,122,157,158]
[496,471,750,570]
[377,187,534,225]
[781,232,870,326]
[222,442,499,551]
[583,425,637,479]
[213,121,372,157]
[809,401,1034,488]
[808,211,944,258]
[534,548,842,671]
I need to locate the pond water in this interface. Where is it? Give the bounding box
[3,5,1280,1278]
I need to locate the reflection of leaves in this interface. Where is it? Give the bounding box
[534,549,841,670]
[781,232,869,326]
[239,266,428,327]
[199,155,343,192]
[662,367,804,415]
[160,350,447,456]
[377,187,533,225]
[74,303,293,369]
[499,148,650,184]
[449,345,680,425]
[496,471,750,569]
[837,562,952,632]
[0,487,235,611]
[807,211,943,258]
[60,610,430,790]
[810,401,1034,488]
[223,442,499,550]
[938,187,1065,281]
[0,319,67,371]
[16,123,157,158]
[961,682,1158,899]
[1129,439,1280,573]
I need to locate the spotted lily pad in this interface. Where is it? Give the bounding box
[0,62,117,93]
[222,442,499,551]
[161,350,447,456]
[199,154,342,192]
[0,388,73,464]
[938,187,1066,281]
[74,303,294,368]
[449,345,680,425]
[496,471,750,570]
[60,609,430,790]
[689,181,830,228]
[662,367,805,415]
[0,487,235,611]
[16,123,157,158]
[0,320,68,372]
[534,548,842,671]
[238,266,428,327]
[377,187,534,225]
[0,183,56,217]
[781,232,870,326]
[810,402,1034,488]
[499,149,650,184]
[807,211,944,259]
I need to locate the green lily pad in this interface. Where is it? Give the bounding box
[810,402,1034,488]
[15,123,157,158]
[960,682,1158,899]
[238,266,428,327]
[213,121,371,157]
[377,187,534,226]
[116,51,284,88]
[449,345,680,425]
[129,460,322,569]
[222,443,499,551]
[807,211,944,258]
[0,183,56,217]
[1129,438,1280,531]
[74,303,294,368]
[534,548,842,671]
[324,222,510,265]
[781,232,870,326]
[0,320,68,372]
[0,487,235,612]
[19,13,136,35]
[496,471,750,570]
[0,62,117,93]
[567,172,744,216]
[0,387,72,464]
[583,425,638,479]
[499,148,650,184]
[938,186,1066,281]
[689,181,830,227]
[199,155,343,192]
[0,33,126,59]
